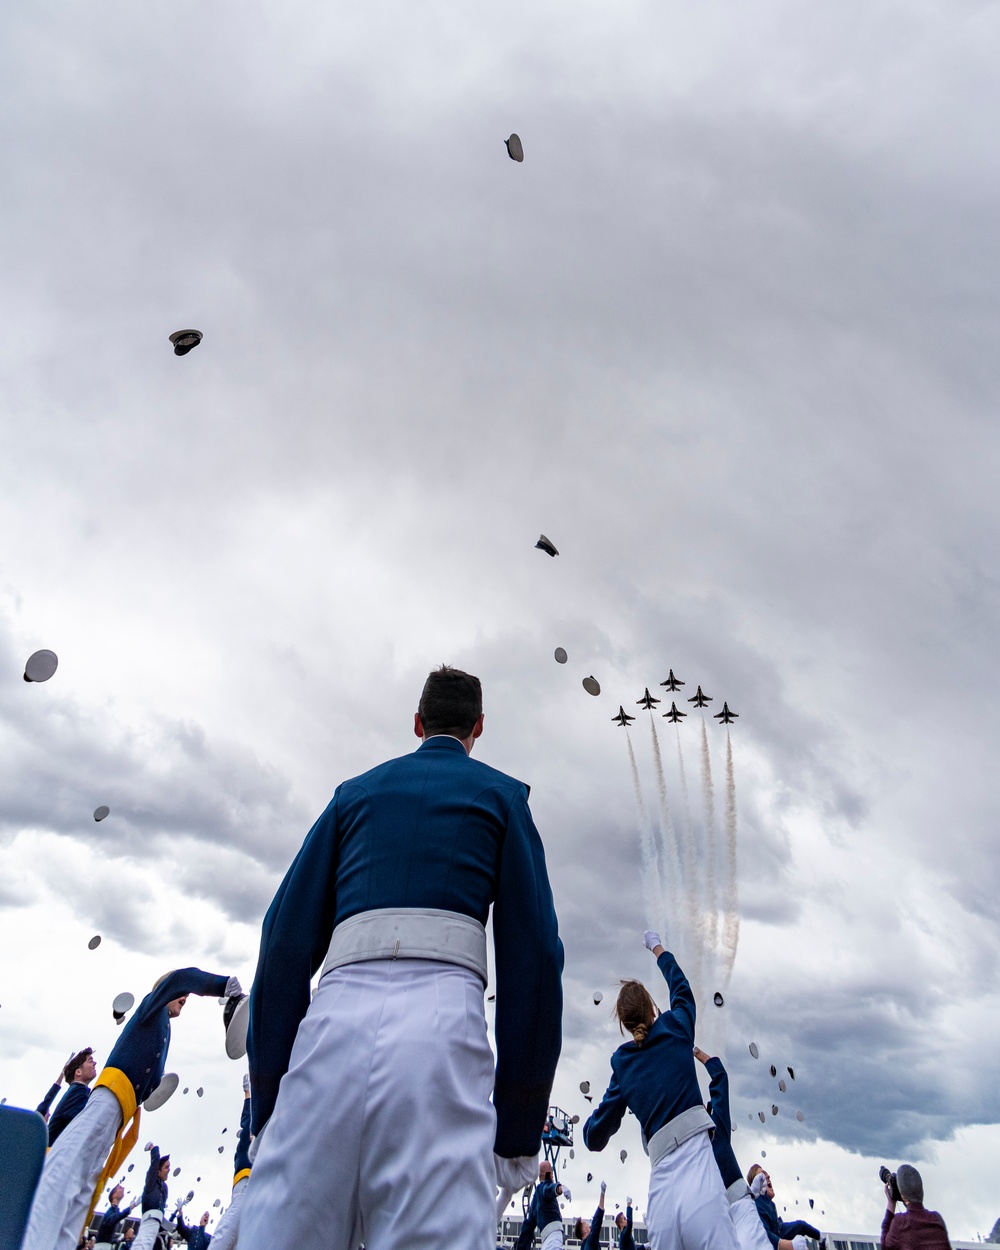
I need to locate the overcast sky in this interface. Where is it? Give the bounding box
[2,0,1000,1237]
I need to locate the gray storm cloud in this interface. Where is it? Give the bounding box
[1,0,999,1182]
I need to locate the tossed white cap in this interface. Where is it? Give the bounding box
[24,650,58,682]
[88,935,102,950]
[169,330,203,356]
[94,806,110,822]
[505,134,524,162]
[144,1072,179,1111]
[554,647,568,664]
[582,676,601,696]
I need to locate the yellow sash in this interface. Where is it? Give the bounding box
[82,1069,142,1235]
[233,1168,251,1186]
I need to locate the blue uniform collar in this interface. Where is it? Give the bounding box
[416,735,470,755]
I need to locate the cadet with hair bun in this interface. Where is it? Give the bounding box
[583,932,739,1250]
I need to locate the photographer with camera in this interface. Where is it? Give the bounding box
[746,1166,820,1250]
[879,1165,950,1250]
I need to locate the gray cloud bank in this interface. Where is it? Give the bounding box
[1,0,999,1166]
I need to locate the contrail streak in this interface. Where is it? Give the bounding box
[722,730,740,982]
[699,717,720,960]
[674,725,705,1002]
[648,715,681,937]
[626,730,662,928]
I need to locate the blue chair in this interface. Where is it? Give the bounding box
[0,1105,48,1250]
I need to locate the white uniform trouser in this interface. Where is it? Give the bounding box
[23,1087,123,1250]
[540,1228,565,1250]
[731,1194,773,1250]
[133,1210,166,1250]
[211,1176,248,1250]
[239,959,496,1250]
[646,1131,740,1250]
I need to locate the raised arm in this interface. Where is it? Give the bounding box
[247,796,342,1134]
[136,969,230,1024]
[647,935,695,1042]
[492,787,564,1158]
[702,1053,732,1138]
[582,1069,627,1152]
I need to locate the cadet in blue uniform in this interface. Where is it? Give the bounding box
[176,1210,212,1250]
[692,1049,772,1250]
[241,667,563,1250]
[616,1202,650,1250]
[132,1143,172,1250]
[36,1056,73,1123]
[23,967,240,1250]
[208,1077,252,1250]
[583,932,738,1250]
[93,1185,136,1250]
[746,1168,819,1250]
[49,1050,98,1145]
[574,1180,606,1249]
[515,1161,568,1249]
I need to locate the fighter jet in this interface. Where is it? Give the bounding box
[659,669,685,691]
[713,702,738,724]
[612,706,636,727]
[663,702,687,723]
[688,686,713,706]
[636,688,660,710]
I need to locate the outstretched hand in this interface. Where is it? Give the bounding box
[693,1046,711,1065]
[643,930,662,953]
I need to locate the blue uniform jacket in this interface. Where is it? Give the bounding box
[95,1203,134,1242]
[106,968,229,1106]
[583,950,701,1150]
[48,1081,90,1145]
[36,1082,62,1119]
[705,1056,742,1188]
[142,1146,168,1213]
[176,1212,212,1250]
[232,1097,252,1177]
[754,1194,820,1247]
[247,735,564,1156]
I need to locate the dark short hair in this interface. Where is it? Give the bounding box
[417,666,482,739]
[573,1220,586,1241]
[64,1048,93,1083]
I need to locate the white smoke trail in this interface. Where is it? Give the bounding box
[674,725,705,1005]
[699,718,720,962]
[721,730,740,982]
[625,730,663,928]
[648,715,681,939]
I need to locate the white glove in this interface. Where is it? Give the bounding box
[225,976,243,998]
[792,1239,810,1250]
[242,1073,250,1094]
[493,1154,537,1191]
[643,930,662,952]
[750,1172,768,1197]
[600,1180,607,1194]
[561,1186,572,1202]
[626,1197,632,1207]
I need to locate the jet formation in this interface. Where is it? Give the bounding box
[609,672,738,728]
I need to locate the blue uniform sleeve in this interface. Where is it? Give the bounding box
[514,1211,536,1250]
[47,1082,90,1144]
[620,1205,634,1250]
[233,1096,252,1175]
[175,1211,191,1241]
[582,1067,627,1151]
[656,949,695,1041]
[247,796,342,1134]
[491,787,564,1157]
[583,1206,604,1248]
[705,1056,731,1140]
[36,1082,61,1117]
[136,969,230,1024]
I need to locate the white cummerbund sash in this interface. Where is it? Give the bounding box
[321,907,488,984]
[647,1104,715,1166]
[727,1178,752,1203]
[539,1220,564,1242]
